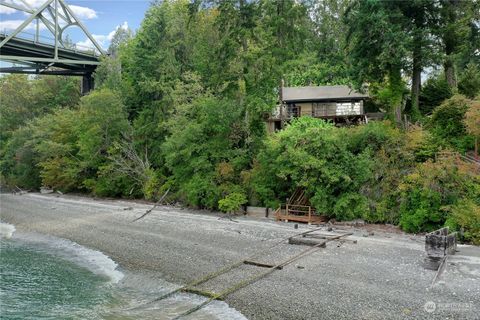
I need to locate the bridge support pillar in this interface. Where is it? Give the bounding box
[82,73,94,95]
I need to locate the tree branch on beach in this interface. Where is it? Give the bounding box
[108,134,151,187]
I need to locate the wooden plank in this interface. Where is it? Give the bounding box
[244,260,283,270]
[303,233,357,243]
[182,287,223,300]
[431,256,448,286]
[288,237,327,247]
[171,232,353,320]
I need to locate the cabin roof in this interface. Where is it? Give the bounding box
[282,85,368,102]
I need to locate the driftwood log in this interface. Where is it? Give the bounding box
[132,188,170,222]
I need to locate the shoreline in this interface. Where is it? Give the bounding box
[1,224,248,319]
[1,192,479,319]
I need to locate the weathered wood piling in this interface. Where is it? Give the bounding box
[424,227,456,270]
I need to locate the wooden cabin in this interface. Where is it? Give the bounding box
[267,85,370,132]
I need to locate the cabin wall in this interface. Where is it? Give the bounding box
[294,101,363,117]
[298,103,312,116]
[268,100,365,123]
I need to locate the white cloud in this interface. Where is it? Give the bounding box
[4,0,46,10]
[0,6,17,14]
[23,0,47,7]
[3,1,97,20]
[76,34,105,48]
[107,21,129,41]
[0,20,24,31]
[0,19,46,32]
[70,5,97,20]
[76,22,129,51]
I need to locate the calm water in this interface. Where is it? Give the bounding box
[0,238,115,319]
[0,223,247,320]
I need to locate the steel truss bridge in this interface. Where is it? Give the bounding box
[0,0,105,93]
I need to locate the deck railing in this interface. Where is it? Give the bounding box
[275,204,325,224]
[435,151,479,165]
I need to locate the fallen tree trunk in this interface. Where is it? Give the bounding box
[132,188,170,222]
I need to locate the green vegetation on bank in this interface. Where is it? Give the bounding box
[1,0,479,243]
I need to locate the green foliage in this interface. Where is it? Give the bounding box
[419,76,453,115]
[0,74,79,139]
[398,159,480,233]
[345,0,410,119]
[76,89,130,170]
[94,56,123,91]
[1,0,478,239]
[254,117,374,220]
[283,53,350,86]
[25,107,81,191]
[163,94,248,209]
[464,98,480,138]
[445,199,480,245]
[458,63,480,99]
[218,192,247,213]
[347,120,401,154]
[0,125,41,189]
[142,168,165,200]
[428,95,475,152]
[349,121,421,223]
[1,89,131,194]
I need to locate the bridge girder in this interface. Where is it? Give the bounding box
[0,0,104,93]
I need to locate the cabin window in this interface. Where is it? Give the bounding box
[287,104,300,118]
[313,102,336,117]
[313,103,327,117]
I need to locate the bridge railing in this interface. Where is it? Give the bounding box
[1,29,101,56]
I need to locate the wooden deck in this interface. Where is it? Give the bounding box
[274,205,327,225]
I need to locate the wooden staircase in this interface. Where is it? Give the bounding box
[274,188,327,225]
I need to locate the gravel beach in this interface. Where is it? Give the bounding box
[1,192,479,320]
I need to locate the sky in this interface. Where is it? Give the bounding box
[0,0,151,52]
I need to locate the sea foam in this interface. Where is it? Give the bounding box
[0,222,16,239]
[13,232,124,283]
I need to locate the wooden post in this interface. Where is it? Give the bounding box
[279,79,284,129]
[308,206,311,224]
[475,137,478,161]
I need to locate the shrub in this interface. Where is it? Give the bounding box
[332,193,369,221]
[398,158,480,233]
[163,96,248,209]
[428,95,474,152]
[253,117,374,220]
[0,125,41,189]
[33,108,81,191]
[182,173,221,209]
[349,121,420,224]
[142,169,165,200]
[445,199,480,245]
[404,125,438,162]
[419,76,453,115]
[458,63,480,99]
[218,192,247,214]
[348,120,401,154]
[464,98,480,138]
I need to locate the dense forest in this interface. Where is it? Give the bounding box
[1,0,479,242]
